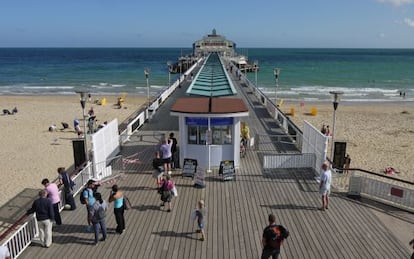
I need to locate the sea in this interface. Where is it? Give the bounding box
[0,48,413,102]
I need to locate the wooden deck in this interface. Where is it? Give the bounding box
[18,66,411,258]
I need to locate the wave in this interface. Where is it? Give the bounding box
[23,86,74,90]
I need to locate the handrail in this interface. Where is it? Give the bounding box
[334,167,414,185]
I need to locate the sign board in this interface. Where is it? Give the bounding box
[194,169,206,188]
[219,160,235,181]
[182,158,198,178]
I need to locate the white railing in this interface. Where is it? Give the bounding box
[348,170,414,212]
[0,214,38,259]
[0,162,94,258]
[263,153,316,170]
[235,68,303,149]
[119,58,202,144]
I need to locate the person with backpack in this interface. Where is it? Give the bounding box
[261,213,289,259]
[89,192,108,245]
[159,175,174,212]
[82,179,97,232]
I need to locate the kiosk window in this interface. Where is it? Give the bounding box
[188,125,232,145]
[212,125,232,145]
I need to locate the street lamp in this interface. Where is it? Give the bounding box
[329,91,344,164]
[167,61,172,87]
[254,60,258,86]
[274,68,280,104]
[77,91,88,161]
[144,68,150,106]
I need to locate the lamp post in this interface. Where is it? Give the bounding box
[329,91,344,164]
[274,68,280,103]
[167,61,172,87]
[144,68,150,106]
[78,91,88,161]
[254,60,258,86]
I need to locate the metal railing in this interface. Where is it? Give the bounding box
[263,153,316,170]
[0,214,37,259]
[0,162,93,258]
[346,168,414,212]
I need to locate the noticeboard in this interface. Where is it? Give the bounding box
[194,169,205,188]
[182,158,198,178]
[219,160,235,181]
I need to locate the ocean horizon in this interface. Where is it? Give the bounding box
[0,48,413,102]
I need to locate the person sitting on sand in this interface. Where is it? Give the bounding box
[12,107,18,114]
[3,109,12,115]
[48,124,57,132]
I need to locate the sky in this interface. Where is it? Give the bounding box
[1,0,414,48]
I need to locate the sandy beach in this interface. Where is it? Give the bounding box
[0,95,146,207]
[0,95,413,207]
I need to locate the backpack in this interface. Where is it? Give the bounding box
[80,188,89,204]
[266,225,289,249]
[94,205,106,221]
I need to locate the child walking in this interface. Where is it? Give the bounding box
[193,200,207,241]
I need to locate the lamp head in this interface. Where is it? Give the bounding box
[77,91,87,109]
[329,91,344,110]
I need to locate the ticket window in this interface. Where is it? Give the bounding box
[187,125,232,145]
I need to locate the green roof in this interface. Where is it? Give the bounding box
[186,53,237,97]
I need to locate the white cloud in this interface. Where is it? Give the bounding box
[404,18,414,26]
[377,0,414,6]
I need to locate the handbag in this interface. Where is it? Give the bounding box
[171,186,178,197]
[123,196,131,210]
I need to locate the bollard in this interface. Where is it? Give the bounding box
[290,107,295,117]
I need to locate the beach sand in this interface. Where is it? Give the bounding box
[280,101,414,180]
[0,95,146,207]
[1,96,413,207]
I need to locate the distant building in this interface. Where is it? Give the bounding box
[193,29,236,57]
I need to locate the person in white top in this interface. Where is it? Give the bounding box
[319,162,332,211]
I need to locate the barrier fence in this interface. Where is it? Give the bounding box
[347,169,414,212]
[263,153,316,170]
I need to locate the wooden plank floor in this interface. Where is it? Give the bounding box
[19,66,411,259]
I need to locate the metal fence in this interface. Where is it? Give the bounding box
[0,162,93,258]
[263,153,316,170]
[348,170,414,212]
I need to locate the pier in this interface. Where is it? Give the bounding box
[3,56,413,259]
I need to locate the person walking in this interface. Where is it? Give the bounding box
[42,178,62,225]
[261,213,289,259]
[27,190,54,248]
[159,138,173,174]
[193,200,207,241]
[319,162,332,211]
[108,184,125,234]
[152,151,164,187]
[57,167,76,210]
[169,132,180,169]
[90,192,108,245]
[159,175,174,212]
[344,154,351,174]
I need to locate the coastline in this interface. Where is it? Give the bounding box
[0,95,413,207]
[0,94,146,207]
